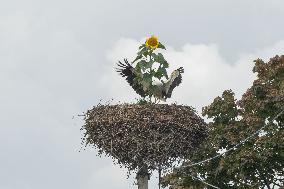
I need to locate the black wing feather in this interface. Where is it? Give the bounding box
[165,67,184,98]
[116,59,147,97]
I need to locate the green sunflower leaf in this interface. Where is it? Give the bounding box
[144,60,154,70]
[132,54,142,63]
[157,53,166,61]
[162,60,169,68]
[140,73,153,91]
[155,67,168,79]
[138,47,148,57]
[158,42,166,50]
[139,44,146,49]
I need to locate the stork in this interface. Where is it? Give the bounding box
[116,59,184,102]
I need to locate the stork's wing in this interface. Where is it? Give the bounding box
[116,59,147,97]
[164,67,184,99]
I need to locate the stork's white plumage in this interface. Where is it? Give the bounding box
[116,59,184,101]
[152,67,184,101]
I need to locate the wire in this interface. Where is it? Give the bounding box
[176,109,284,189]
[190,174,220,189]
[135,110,284,188]
[180,109,284,169]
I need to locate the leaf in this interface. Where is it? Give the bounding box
[153,53,169,68]
[155,71,163,79]
[135,62,143,72]
[156,66,168,79]
[136,60,154,72]
[162,61,169,68]
[140,73,152,91]
[151,53,158,61]
[158,42,166,50]
[139,44,146,49]
[132,54,142,63]
[144,60,154,70]
[136,61,145,71]
[143,73,153,83]
[138,47,148,57]
[157,53,166,62]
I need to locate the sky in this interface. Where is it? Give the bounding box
[0,0,284,188]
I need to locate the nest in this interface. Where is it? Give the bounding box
[81,103,208,173]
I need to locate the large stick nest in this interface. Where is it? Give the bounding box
[81,103,208,173]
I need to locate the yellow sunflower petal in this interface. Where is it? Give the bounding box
[145,35,159,49]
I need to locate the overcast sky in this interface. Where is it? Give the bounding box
[1,0,284,189]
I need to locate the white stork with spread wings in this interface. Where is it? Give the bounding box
[116,59,184,101]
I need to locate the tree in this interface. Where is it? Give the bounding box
[161,55,284,189]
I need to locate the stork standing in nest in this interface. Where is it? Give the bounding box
[116,59,184,102]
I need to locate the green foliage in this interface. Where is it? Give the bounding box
[135,97,149,105]
[132,42,169,100]
[158,42,166,50]
[161,55,284,189]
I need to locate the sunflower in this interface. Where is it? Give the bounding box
[145,35,159,49]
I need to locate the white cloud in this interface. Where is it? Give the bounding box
[106,38,284,114]
[1,30,282,188]
[1,1,284,187]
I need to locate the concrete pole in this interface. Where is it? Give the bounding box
[136,166,149,189]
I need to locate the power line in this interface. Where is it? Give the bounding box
[177,109,284,188]
[178,109,284,168]
[136,110,284,188]
[190,174,220,189]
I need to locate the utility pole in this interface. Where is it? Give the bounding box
[136,166,149,189]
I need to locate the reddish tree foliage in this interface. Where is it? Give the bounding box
[162,55,284,189]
